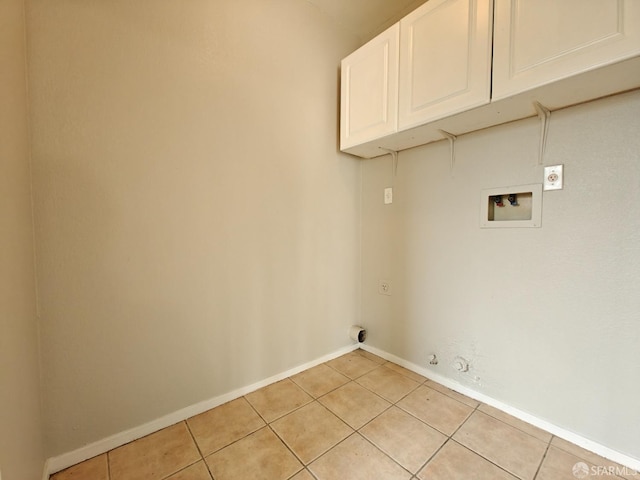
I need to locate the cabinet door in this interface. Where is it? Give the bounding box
[398,0,493,130]
[493,0,640,100]
[340,24,399,150]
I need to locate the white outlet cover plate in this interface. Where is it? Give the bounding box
[384,187,393,204]
[543,164,563,190]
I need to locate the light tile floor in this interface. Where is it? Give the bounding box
[51,349,637,480]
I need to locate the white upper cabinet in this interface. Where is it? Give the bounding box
[493,0,640,100]
[399,0,493,129]
[340,24,399,150]
[339,0,640,158]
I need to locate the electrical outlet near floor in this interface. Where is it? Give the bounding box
[378,280,391,296]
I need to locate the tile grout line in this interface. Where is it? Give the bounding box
[296,356,609,480]
[485,409,546,439]
[532,439,553,480]
[264,423,306,477]
[310,432,360,468]
[421,382,478,410]
[242,391,273,425]
[239,382,329,474]
[394,403,465,439]
[413,437,449,478]
[449,404,547,480]
[245,378,315,425]
[312,361,419,473]
[200,424,266,460]
[348,366,479,451]
[266,397,354,468]
[354,399,396,433]
[158,422,206,480]
[288,370,350,400]
[285,467,316,480]
[411,399,483,476]
[450,400,481,440]
[355,365,472,477]
[205,460,216,480]
[306,467,320,480]
[185,398,266,470]
[380,361,430,384]
[348,362,423,406]
[354,364,424,397]
[317,378,396,433]
[267,370,364,466]
[275,364,417,472]
[106,421,206,480]
[304,431,364,473]
[354,348,568,480]
[324,351,381,381]
[351,362,426,429]
[356,427,415,478]
[159,459,205,480]
[183,419,205,460]
[451,439,527,480]
[546,435,637,478]
[476,406,554,444]
[182,419,217,479]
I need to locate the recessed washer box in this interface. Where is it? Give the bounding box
[480,184,542,228]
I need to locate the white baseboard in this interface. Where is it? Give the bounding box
[45,343,359,476]
[45,341,640,476]
[359,343,640,473]
[41,459,51,480]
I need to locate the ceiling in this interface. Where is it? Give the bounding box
[306,0,429,43]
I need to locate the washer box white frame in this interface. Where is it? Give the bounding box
[480,183,542,228]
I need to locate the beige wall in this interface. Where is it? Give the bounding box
[26,0,361,455]
[362,90,640,460]
[0,0,46,477]
[23,0,639,465]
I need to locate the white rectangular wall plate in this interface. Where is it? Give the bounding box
[384,187,393,204]
[480,184,543,228]
[543,164,564,190]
